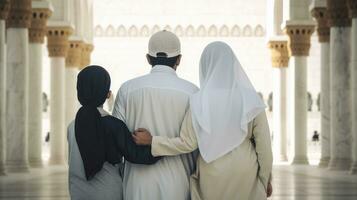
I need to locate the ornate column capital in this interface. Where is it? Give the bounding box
[6,0,32,28]
[311,7,330,43]
[327,0,352,27]
[66,40,84,67]
[46,26,73,57]
[348,0,357,18]
[29,8,52,44]
[284,24,315,56]
[268,40,290,68]
[80,43,94,69]
[0,0,10,20]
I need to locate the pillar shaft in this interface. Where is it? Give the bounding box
[349,0,357,174]
[28,7,51,168]
[289,56,308,164]
[268,40,289,161]
[319,42,331,167]
[0,0,10,175]
[65,68,78,131]
[65,40,83,132]
[285,23,314,165]
[312,6,331,168]
[5,0,32,172]
[46,26,72,165]
[327,0,353,171]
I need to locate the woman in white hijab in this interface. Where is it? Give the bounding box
[133,41,273,200]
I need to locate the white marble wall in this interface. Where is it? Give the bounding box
[28,43,43,168]
[351,18,357,174]
[273,67,288,161]
[319,42,331,167]
[49,57,66,165]
[0,20,6,175]
[289,56,309,165]
[329,27,352,170]
[5,28,30,172]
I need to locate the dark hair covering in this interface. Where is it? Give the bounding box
[75,65,118,180]
[147,53,180,68]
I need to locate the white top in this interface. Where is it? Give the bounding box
[113,65,199,200]
[67,108,123,200]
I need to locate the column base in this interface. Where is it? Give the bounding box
[0,166,6,176]
[5,162,30,173]
[291,156,309,165]
[349,163,357,174]
[328,158,351,171]
[29,159,43,168]
[49,156,65,165]
[318,156,330,168]
[276,154,288,162]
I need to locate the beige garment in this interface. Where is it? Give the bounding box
[152,110,273,200]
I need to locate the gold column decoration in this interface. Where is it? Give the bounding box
[0,0,10,20]
[311,7,331,43]
[348,0,357,18]
[46,26,73,57]
[29,8,51,44]
[327,0,352,27]
[284,25,315,56]
[268,40,290,68]
[66,40,83,67]
[80,43,94,69]
[6,0,31,28]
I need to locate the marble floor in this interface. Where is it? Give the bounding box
[0,164,357,200]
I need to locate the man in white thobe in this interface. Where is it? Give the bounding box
[112,30,198,200]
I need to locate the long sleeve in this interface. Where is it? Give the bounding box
[151,110,198,156]
[112,118,161,165]
[252,111,273,191]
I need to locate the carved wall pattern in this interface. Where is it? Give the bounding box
[94,24,266,37]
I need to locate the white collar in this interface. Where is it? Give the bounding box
[150,65,177,76]
[97,107,109,117]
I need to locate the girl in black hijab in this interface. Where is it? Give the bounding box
[68,65,159,200]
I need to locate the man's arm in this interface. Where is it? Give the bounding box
[133,110,198,156]
[113,120,160,165]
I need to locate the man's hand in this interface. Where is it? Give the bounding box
[132,128,153,145]
[267,181,273,197]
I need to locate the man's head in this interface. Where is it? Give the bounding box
[146,30,182,70]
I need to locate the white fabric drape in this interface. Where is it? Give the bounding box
[190,41,266,163]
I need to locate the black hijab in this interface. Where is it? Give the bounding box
[75,65,118,180]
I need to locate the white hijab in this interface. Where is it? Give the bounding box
[190,41,266,163]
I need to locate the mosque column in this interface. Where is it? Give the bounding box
[46,25,72,165]
[5,0,32,172]
[327,0,352,171]
[28,2,51,168]
[268,39,289,162]
[0,0,10,175]
[348,0,357,174]
[311,5,331,168]
[284,22,315,165]
[65,40,83,128]
[80,43,94,69]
